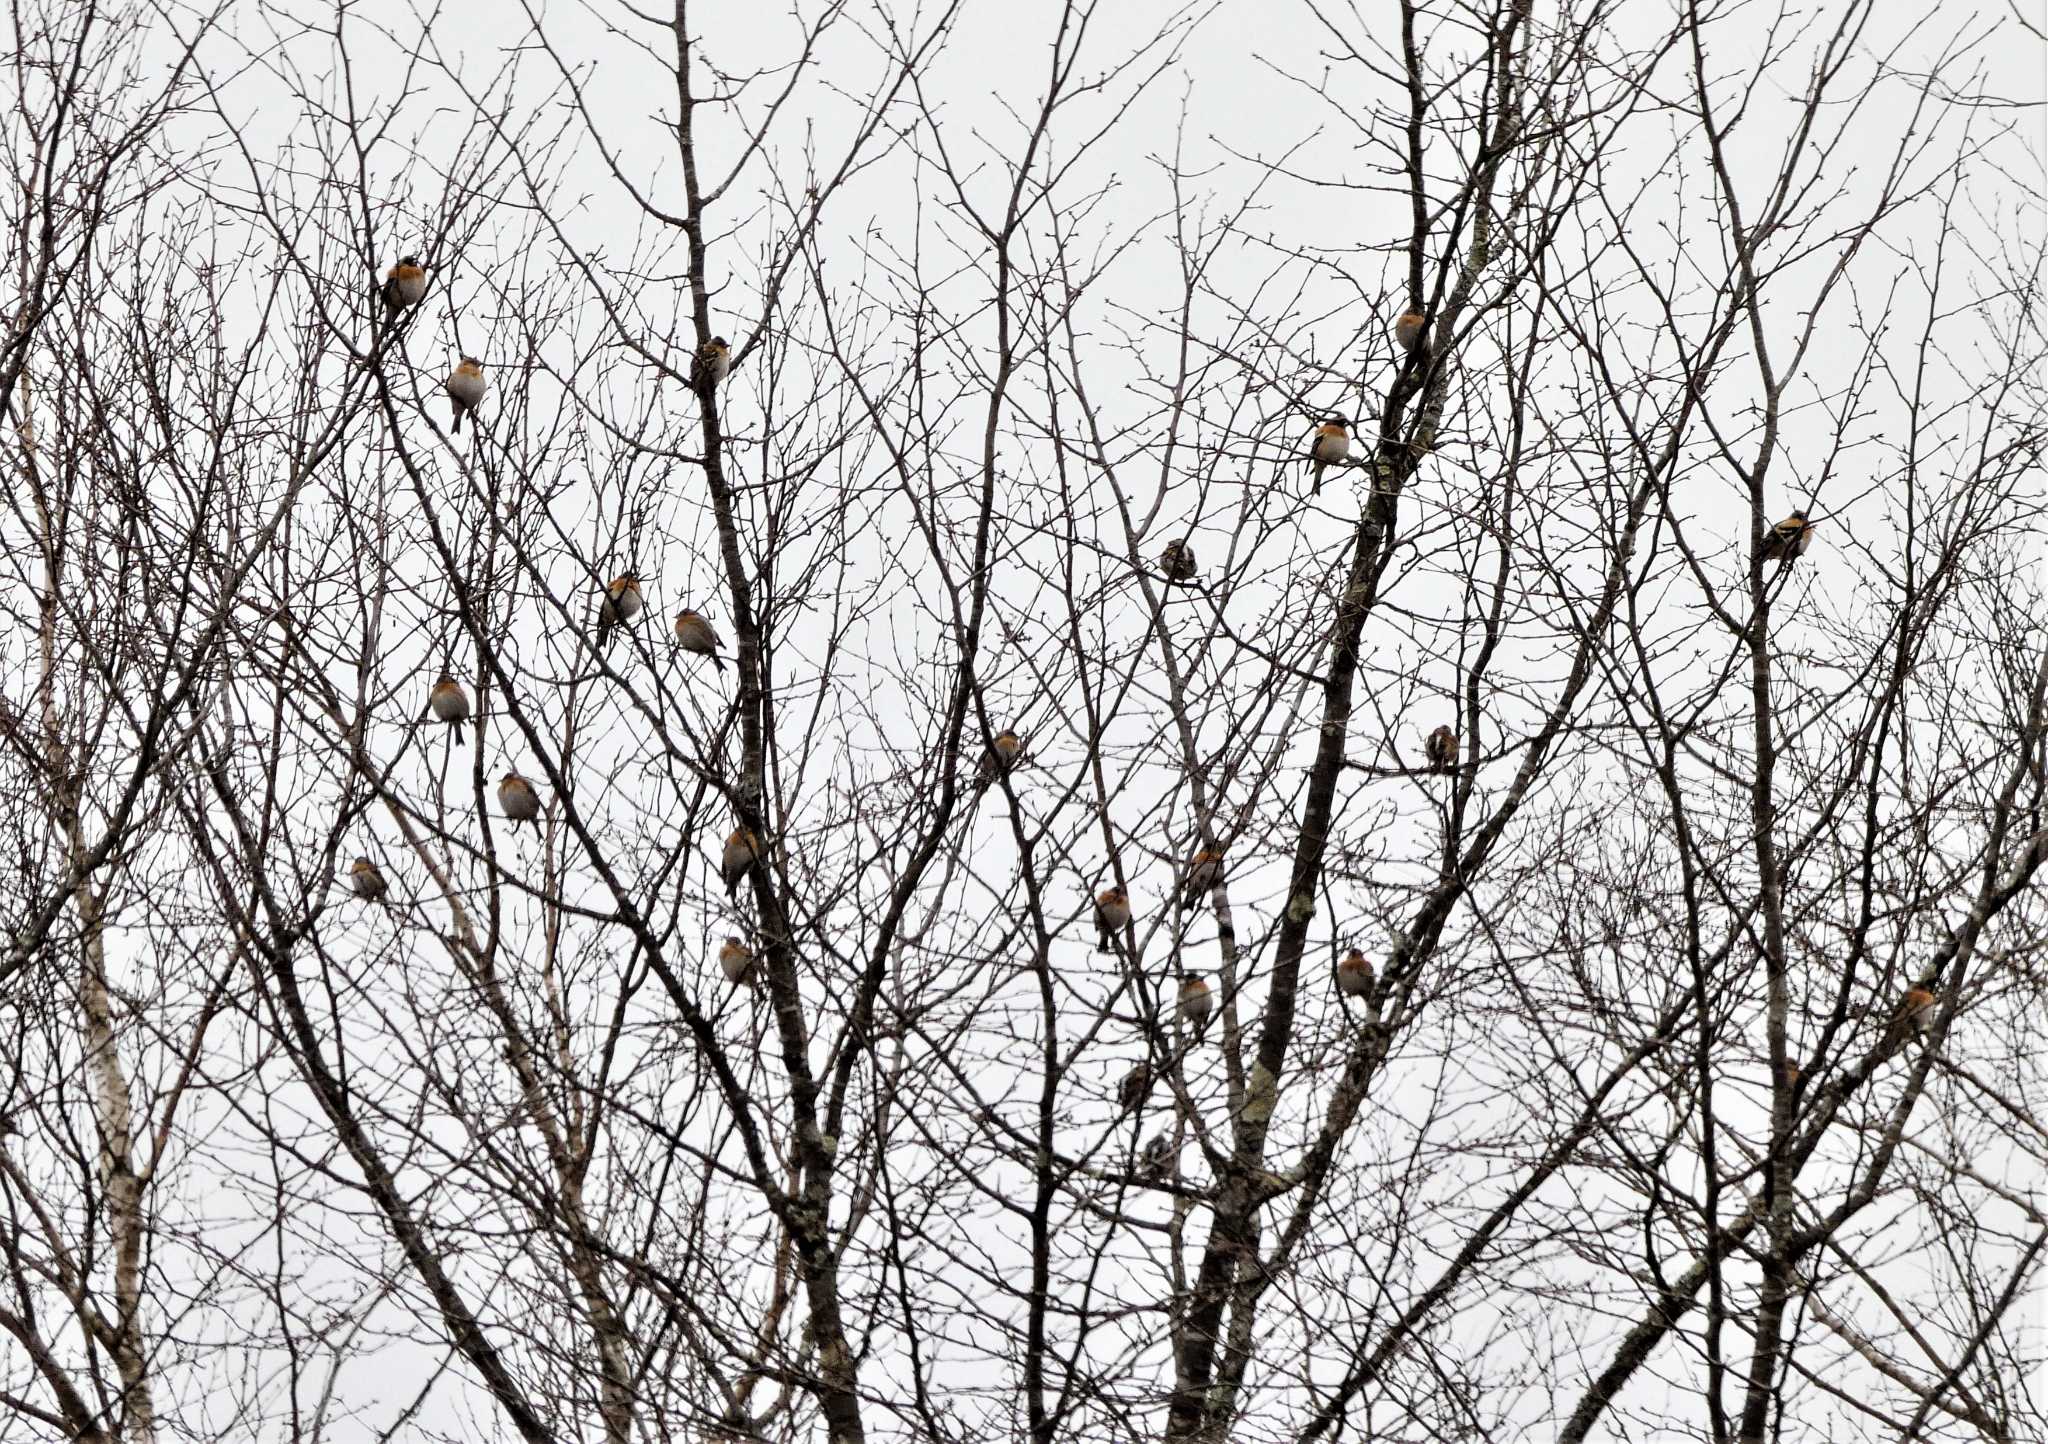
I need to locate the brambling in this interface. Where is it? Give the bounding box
[1178,973,1214,1037]
[1139,1130,1176,1182]
[1424,724,1457,775]
[350,857,388,902]
[380,255,427,318]
[1335,947,1374,998]
[978,729,1024,787]
[1094,885,1131,952]
[445,355,486,433]
[718,936,758,987]
[1760,511,1814,563]
[1180,847,1224,908]
[720,827,760,898]
[1309,415,1351,495]
[691,336,732,392]
[1118,1061,1152,1114]
[1882,984,1937,1056]
[596,574,643,647]
[1394,309,1429,354]
[1159,539,1197,584]
[673,609,726,672]
[427,673,470,725]
[1777,1060,1802,1090]
[498,771,542,825]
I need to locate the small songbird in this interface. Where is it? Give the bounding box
[673,609,727,672]
[720,827,760,898]
[717,936,757,987]
[1159,539,1197,584]
[1760,511,1814,564]
[349,857,388,902]
[1335,947,1374,999]
[1178,973,1214,1038]
[379,254,427,318]
[1309,415,1352,495]
[596,574,643,647]
[1777,1060,1802,1090]
[1882,984,1938,1056]
[445,355,486,433]
[1138,1130,1176,1182]
[498,771,542,825]
[691,336,732,392]
[1425,724,1458,775]
[978,729,1024,787]
[427,673,470,725]
[1118,1061,1152,1114]
[1094,885,1131,952]
[1181,847,1224,908]
[1394,308,1429,355]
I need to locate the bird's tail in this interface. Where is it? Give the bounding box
[451,401,464,434]
[712,653,727,674]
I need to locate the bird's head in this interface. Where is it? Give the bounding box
[350,857,374,873]
[435,671,455,686]
[460,354,482,368]
[724,935,744,949]
[398,254,420,268]
[1342,947,1366,966]
[501,771,524,786]
[1104,885,1126,903]
[707,336,729,351]
[1326,414,1349,428]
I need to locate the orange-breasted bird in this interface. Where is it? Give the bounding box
[350,857,388,902]
[1160,539,1197,584]
[978,729,1024,787]
[380,255,426,318]
[1181,847,1224,908]
[1095,885,1131,952]
[1424,724,1457,775]
[1309,416,1352,495]
[445,355,486,433]
[1394,309,1429,355]
[1119,1061,1152,1114]
[498,771,541,825]
[427,673,470,725]
[1882,984,1938,1056]
[596,575,643,647]
[720,827,759,898]
[1335,947,1373,999]
[1760,511,1814,564]
[1178,972,1214,1038]
[673,609,726,672]
[691,336,732,392]
[718,936,757,987]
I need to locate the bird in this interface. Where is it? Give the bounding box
[1335,947,1374,999]
[349,857,388,902]
[379,255,427,318]
[1777,1060,1802,1091]
[1180,847,1224,908]
[445,355,486,433]
[596,574,643,647]
[1159,539,1197,584]
[1138,1130,1176,1182]
[673,609,727,672]
[978,729,1024,788]
[1178,973,1214,1038]
[1394,308,1430,355]
[717,937,757,987]
[692,336,732,392]
[1118,1061,1152,1114]
[1424,724,1457,775]
[1881,984,1938,1057]
[427,673,470,725]
[1309,415,1352,495]
[1094,885,1131,952]
[1760,511,1814,564]
[721,827,760,898]
[498,771,542,825]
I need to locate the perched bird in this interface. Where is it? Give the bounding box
[721,827,760,898]
[691,336,732,392]
[673,609,727,672]
[1094,885,1131,952]
[1424,724,1458,775]
[1159,539,1198,584]
[1760,511,1814,564]
[1394,309,1430,355]
[978,729,1024,788]
[445,355,487,433]
[498,771,542,825]
[1309,415,1352,495]
[1882,984,1938,1056]
[1180,847,1224,908]
[1178,972,1214,1038]
[1138,1130,1176,1182]
[717,936,757,987]
[379,255,427,318]
[1118,1061,1152,1114]
[1335,947,1374,999]
[350,857,388,902]
[427,673,471,725]
[596,574,643,647]
[1777,1060,1802,1090]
